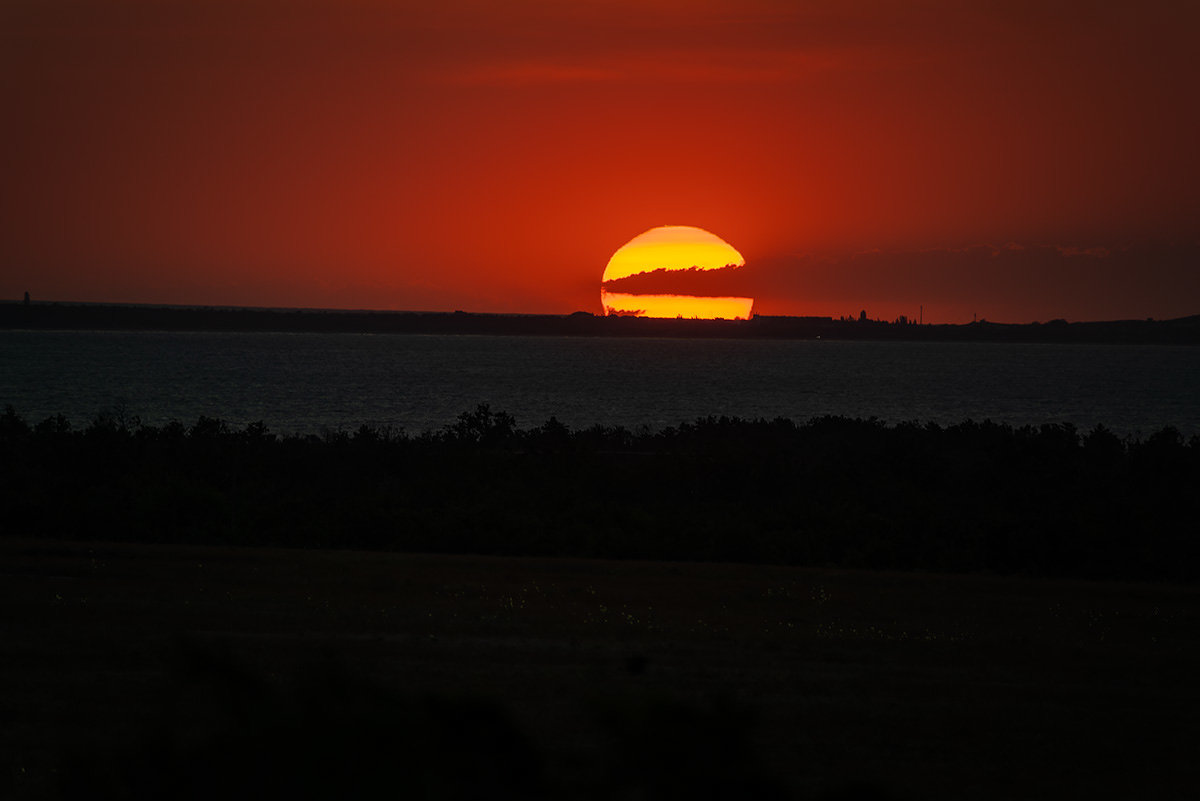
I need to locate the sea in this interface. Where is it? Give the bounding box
[2,330,1199,438]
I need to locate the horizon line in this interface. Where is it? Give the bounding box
[4,298,1199,327]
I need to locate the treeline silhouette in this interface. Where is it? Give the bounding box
[2,405,1196,582]
[5,301,1200,342]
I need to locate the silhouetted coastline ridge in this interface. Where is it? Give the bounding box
[3,301,1199,343]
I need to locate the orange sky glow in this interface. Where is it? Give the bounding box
[2,0,1198,322]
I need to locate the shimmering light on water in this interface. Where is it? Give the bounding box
[3,331,1198,436]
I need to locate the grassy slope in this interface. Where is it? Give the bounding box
[4,538,1198,800]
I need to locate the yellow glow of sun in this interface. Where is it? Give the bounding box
[600,225,753,319]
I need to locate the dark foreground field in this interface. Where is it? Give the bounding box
[3,538,1197,800]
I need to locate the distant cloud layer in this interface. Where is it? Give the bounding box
[604,244,1200,323]
[439,46,904,86]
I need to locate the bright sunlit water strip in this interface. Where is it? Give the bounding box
[3,331,1199,437]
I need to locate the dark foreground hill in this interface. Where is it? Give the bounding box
[3,405,1197,583]
[3,539,1197,800]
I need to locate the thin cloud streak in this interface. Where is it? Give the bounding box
[438,45,922,87]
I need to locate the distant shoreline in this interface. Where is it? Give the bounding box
[3,301,1199,343]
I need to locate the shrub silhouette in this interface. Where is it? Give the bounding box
[60,649,544,800]
[595,693,786,800]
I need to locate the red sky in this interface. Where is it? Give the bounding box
[2,0,1197,322]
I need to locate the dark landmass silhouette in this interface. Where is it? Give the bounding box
[4,405,1196,583]
[5,406,1198,799]
[4,301,1199,343]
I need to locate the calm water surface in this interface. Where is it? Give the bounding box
[2,331,1198,436]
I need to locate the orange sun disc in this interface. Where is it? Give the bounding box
[600,226,753,319]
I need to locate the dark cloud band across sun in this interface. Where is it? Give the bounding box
[603,244,1200,323]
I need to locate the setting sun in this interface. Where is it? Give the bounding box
[598,292,755,319]
[600,226,753,319]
